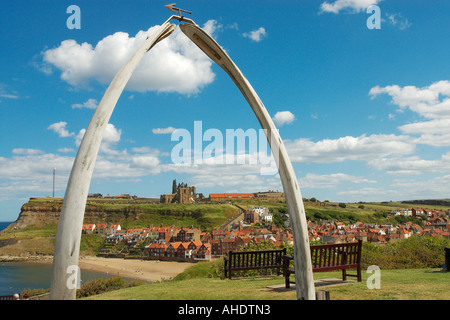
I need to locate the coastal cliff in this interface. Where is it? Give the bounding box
[5,197,238,233]
[0,197,237,259]
[9,203,62,231]
[6,198,148,232]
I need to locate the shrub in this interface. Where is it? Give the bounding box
[361,236,450,269]
[76,276,143,298]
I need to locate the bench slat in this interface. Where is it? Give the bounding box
[225,248,286,279]
[283,240,363,288]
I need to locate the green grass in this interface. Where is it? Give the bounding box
[229,199,450,225]
[82,266,450,300]
[5,222,58,238]
[80,233,106,256]
[22,198,239,232]
[20,198,450,231]
[325,269,450,300]
[83,276,297,300]
[113,203,238,231]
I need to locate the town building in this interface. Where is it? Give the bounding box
[244,206,273,224]
[209,193,255,202]
[160,179,201,204]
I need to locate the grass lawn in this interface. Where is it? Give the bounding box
[82,267,450,300]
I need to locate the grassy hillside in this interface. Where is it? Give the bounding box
[232,199,450,225]
[19,198,240,231]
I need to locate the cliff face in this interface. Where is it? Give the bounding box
[10,204,62,230]
[4,197,238,235]
[7,199,145,232]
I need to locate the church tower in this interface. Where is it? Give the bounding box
[172,179,177,194]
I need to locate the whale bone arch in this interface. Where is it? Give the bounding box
[50,17,315,300]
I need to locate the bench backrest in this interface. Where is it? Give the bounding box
[310,240,362,268]
[228,248,286,268]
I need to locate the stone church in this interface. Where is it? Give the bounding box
[160,179,201,204]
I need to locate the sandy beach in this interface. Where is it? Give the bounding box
[19,256,196,282]
[77,257,195,282]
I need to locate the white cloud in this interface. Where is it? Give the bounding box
[0,83,20,100]
[272,111,295,127]
[203,20,222,35]
[75,123,122,155]
[412,133,450,148]
[226,22,239,31]
[398,119,450,147]
[41,21,218,94]
[0,94,19,99]
[243,27,267,42]
[390,175,450,199]
[285,134,415,163]
[131,154,160,169]
[166,161,281,191]
[152,127,177,134]
[47,121,74,137]
[299,173,376,189]
[336,187,398,200]
[0,146,166,201]
[0,153,74,200]
[58,148,76,153]
[75,129,85,146]
[131,147,156,153]
[400,119,450,135]
[369,80,450,120]
[102,123,122,145]
[12,148,43,155]
[371,80,450,147]
[71,98,98,109]
[319,0,381,14]
[367,152,450,176]
[386,13,412,30]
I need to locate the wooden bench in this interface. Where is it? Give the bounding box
[224,248,286,279]
[283,240,362,288]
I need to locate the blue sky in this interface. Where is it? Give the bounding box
[1,0,450,221]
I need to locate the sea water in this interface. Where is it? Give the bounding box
[0,221,12,232]
[0,261,117,295]
[0,221,116,296]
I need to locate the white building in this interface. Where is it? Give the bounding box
[260,212,273,223]
[391,209,412,216]
[249,206,269,215]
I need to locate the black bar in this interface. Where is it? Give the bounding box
[445,247,450,272]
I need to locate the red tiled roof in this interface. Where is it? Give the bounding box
[209,193,254,198]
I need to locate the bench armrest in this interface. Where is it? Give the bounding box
[282,255,293,261]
